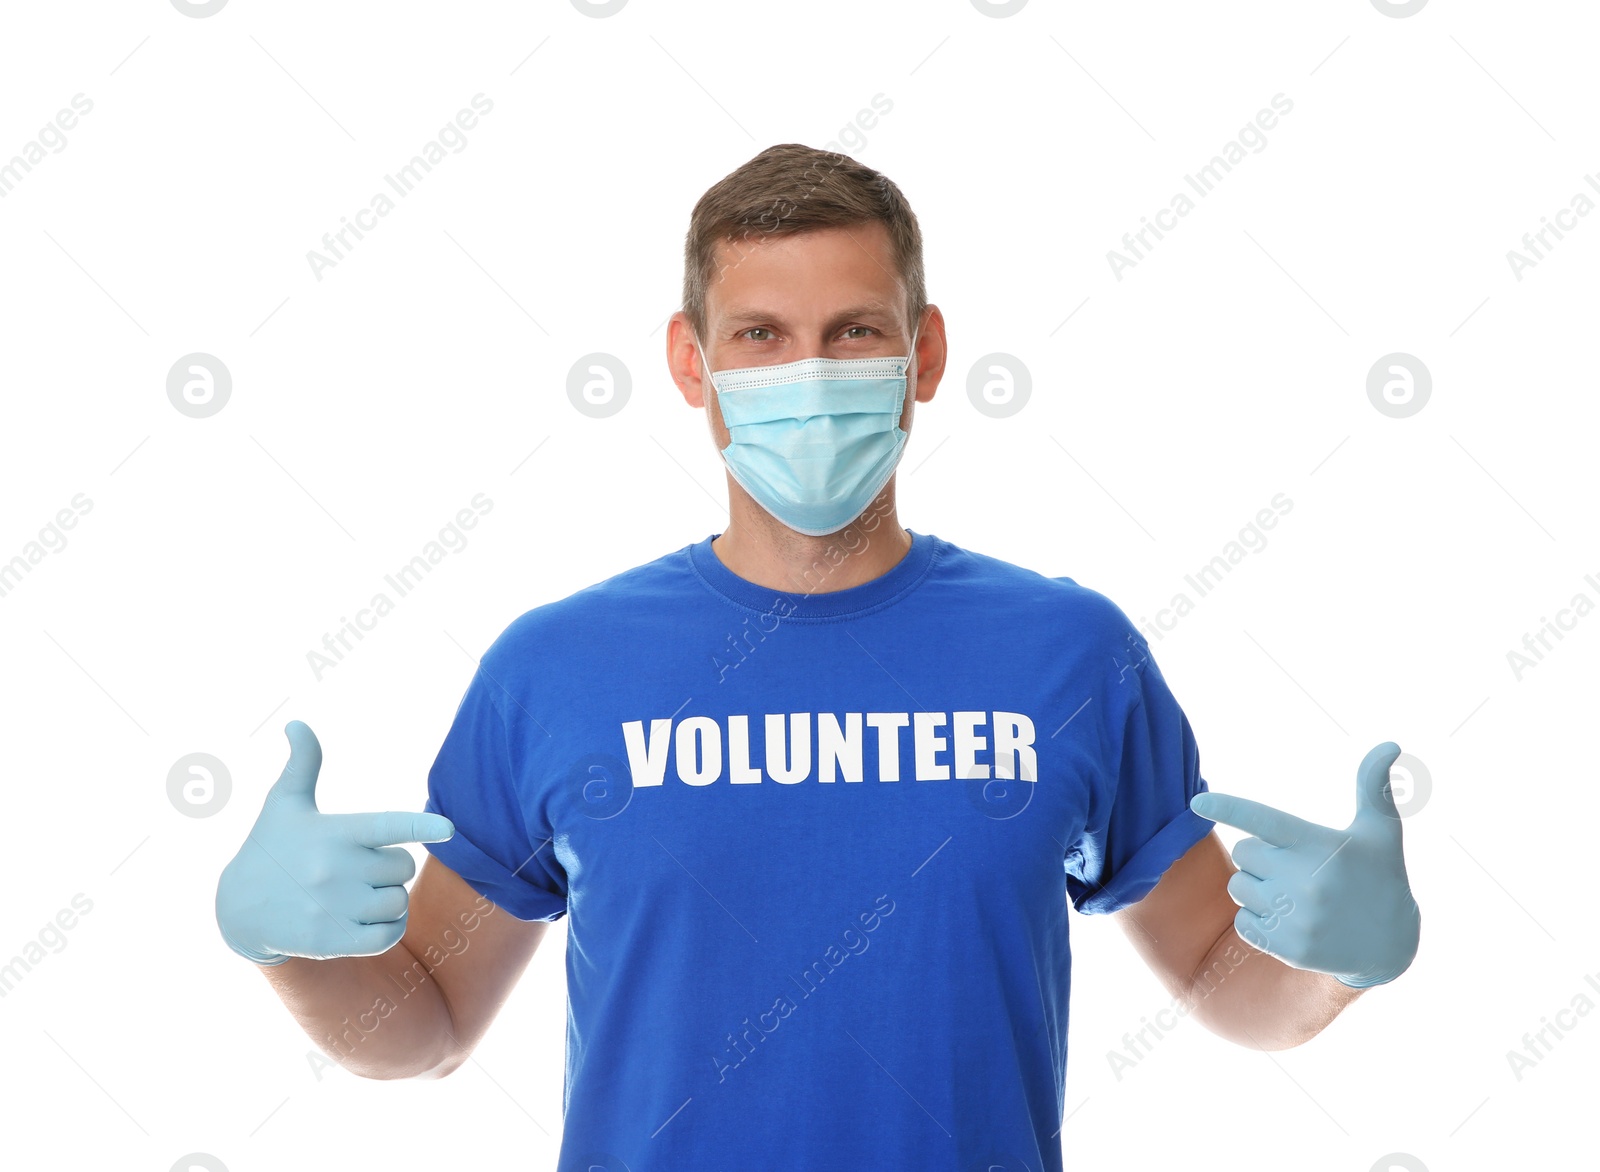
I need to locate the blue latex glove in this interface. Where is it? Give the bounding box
[1188,741,1421,989]
[215,720,455,965]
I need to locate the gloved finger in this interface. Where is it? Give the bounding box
[1353,741,1407,840]
[1225,869,1277,917]
[1190,791,1317,848]
[1231,906,1275,955]
[1231,835,1279,879]
[360,844,419,888]
[355,885,411,925]
[344,919,408,958]
[1354,741,1403,815]
[338,810,456,849]
[265,720,324,811]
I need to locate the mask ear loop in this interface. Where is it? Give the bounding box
[898,326,919,424]
[691,331,717,395]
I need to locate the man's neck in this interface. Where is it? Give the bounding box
[709,501,912,596]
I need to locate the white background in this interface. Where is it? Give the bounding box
[0,1,1594,1169]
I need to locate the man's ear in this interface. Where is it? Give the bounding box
[911,306,946,404]
[668,312,708,408]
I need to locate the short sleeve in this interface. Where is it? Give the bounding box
[422,664,568,922]
[1065,628,1214,915]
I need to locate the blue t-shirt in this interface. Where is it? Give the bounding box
[423,529,1213,1172]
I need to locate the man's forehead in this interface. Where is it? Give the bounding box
[701,222,908,333]
[711,219,890,261]
[714,299,901,327]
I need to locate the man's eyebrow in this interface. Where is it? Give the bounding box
[718,302,899,327]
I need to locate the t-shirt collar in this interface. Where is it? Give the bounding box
[688,528,938,620]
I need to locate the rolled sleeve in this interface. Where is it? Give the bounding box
[1066,628,1213,915]
[423,664,567,923]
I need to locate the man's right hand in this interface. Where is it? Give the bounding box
[214,720,456,965]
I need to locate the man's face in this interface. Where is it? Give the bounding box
[670,220,942,450]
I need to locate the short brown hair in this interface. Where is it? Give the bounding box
[681,143,926,343]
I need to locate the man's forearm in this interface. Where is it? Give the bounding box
[1182,924,1364,1050]
[259,941,461,1080]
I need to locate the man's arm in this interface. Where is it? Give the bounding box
[261,856,548,1080]
[400,855,551,1077]
[1114,742,1421,1049]
[1113,830,1361,1051]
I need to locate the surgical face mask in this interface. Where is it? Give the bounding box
[693,327,918,537]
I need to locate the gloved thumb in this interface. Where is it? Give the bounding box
[266,719,324,811]
[1353,740,1403,827]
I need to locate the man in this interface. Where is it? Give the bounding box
[216,144,1421,1171]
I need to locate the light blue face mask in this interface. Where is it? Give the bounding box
[693,328,918,537]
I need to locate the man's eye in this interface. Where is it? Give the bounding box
[742,328,772,341]
[843,326,874,339]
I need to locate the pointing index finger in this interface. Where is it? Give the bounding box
[341,811,457,849]
[1190,790,1317,848]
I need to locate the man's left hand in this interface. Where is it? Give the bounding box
[1189,742,1422,989]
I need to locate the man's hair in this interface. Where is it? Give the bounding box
[681,143,926,344]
